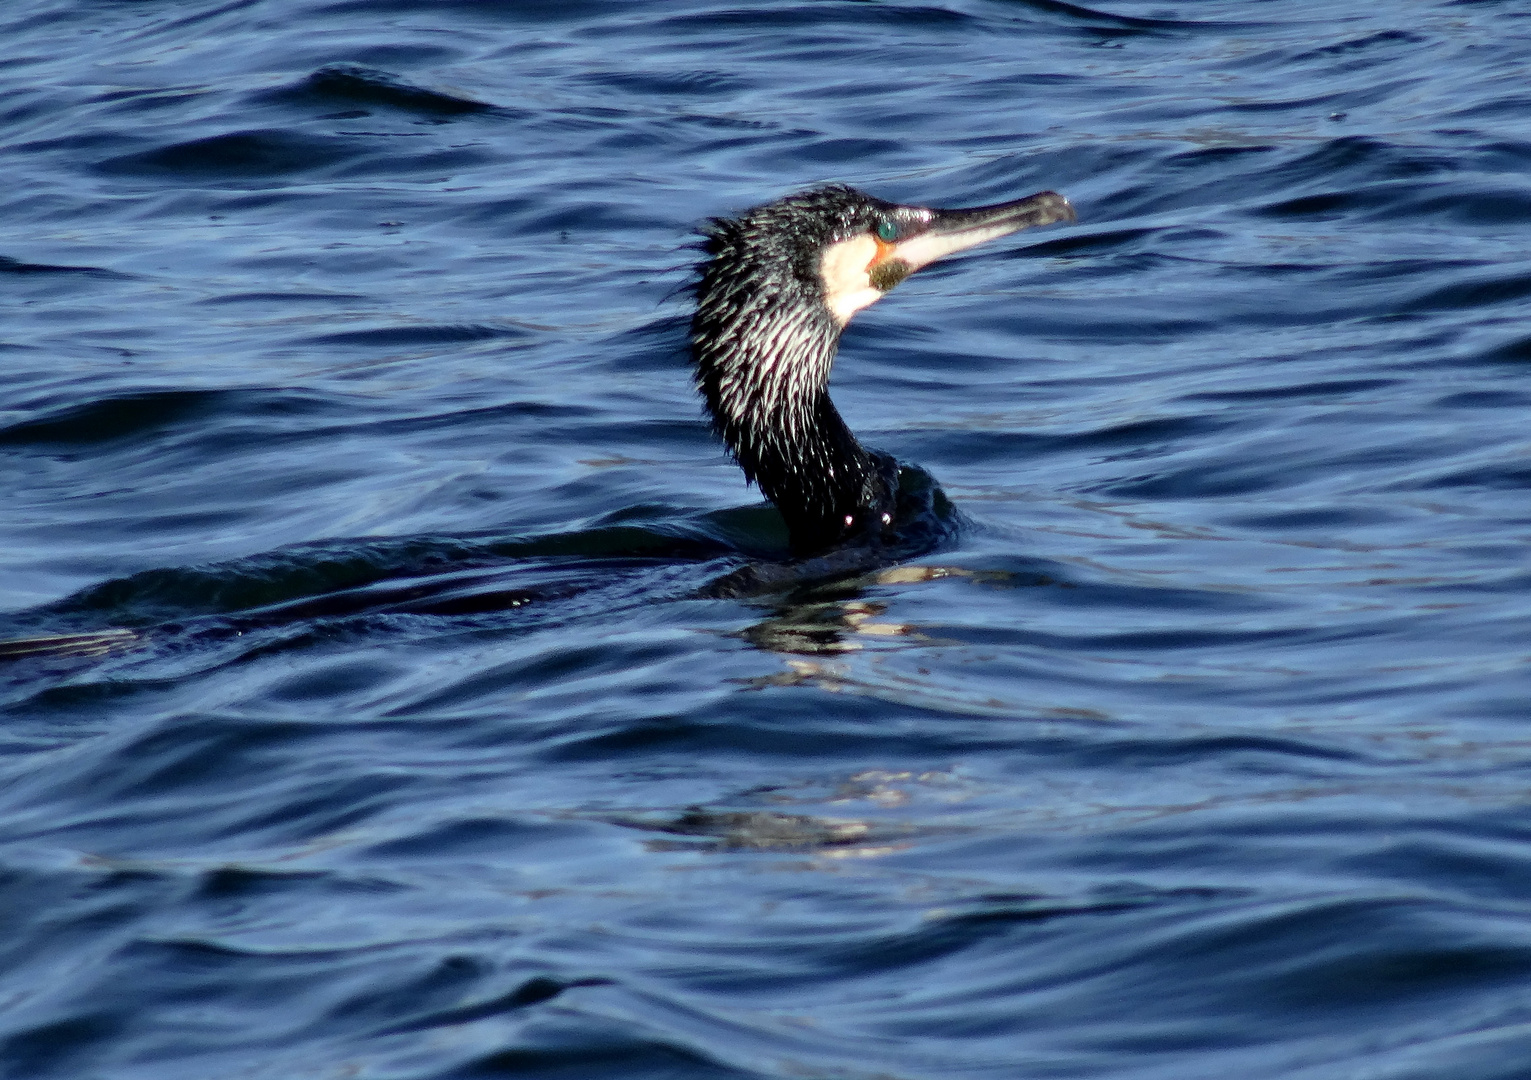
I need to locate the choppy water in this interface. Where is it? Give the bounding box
[5,1,1531,1077]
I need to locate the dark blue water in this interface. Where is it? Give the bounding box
[5,1,1531,1077]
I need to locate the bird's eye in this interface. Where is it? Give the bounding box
[875,219,898,243]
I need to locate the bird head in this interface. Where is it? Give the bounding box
[696,184,1075,336]
[692,184,1075,434]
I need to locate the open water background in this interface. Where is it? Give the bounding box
[4,1,1531,1077]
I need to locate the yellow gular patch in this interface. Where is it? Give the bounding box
[818,233,884,325]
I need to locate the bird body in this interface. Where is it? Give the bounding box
[691,184,1074,554]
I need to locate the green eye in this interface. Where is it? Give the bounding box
[875,219,898,243]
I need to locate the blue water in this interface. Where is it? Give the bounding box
[5,1,1531,1077]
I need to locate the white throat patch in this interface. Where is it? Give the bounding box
[818,233,884,326]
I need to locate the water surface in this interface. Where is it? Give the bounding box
[4,2,1531,1077]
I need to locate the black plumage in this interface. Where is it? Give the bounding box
[691,183,1074,555]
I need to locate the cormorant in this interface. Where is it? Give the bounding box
[691,184,1074,556]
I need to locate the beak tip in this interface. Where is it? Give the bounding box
[1036,191,1077,225]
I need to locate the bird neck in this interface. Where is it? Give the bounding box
[746,390,894,553]
[692,309,895,553]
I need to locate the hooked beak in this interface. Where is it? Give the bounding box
[824,188,1076,325]
[890,191,1076,273]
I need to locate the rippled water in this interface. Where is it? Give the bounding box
[5,1,1531,1077]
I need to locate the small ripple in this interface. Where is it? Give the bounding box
[1411,461,1531,492]
[1099,461,1281,499]
[1181,378,1398,403]
[1269,135,1457,187]
[1474,334,1531,364]
[1286,29,1427,64]
[0,256,123,278]
[300,323,532,348]
[373,974,612,1036]
[646,4,975,36]
[96,130,361,179]
[1432,390,1531,409]
[197,290,366,306]
[0,388,336,449]
[259,63,494,116]
[362,815,598,860]
[992,0,1278,34]
[1408,265,1531,313]
[573,69,749,99]
[903,415,1235,468]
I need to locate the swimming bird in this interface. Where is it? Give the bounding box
[691,184,1074,556]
